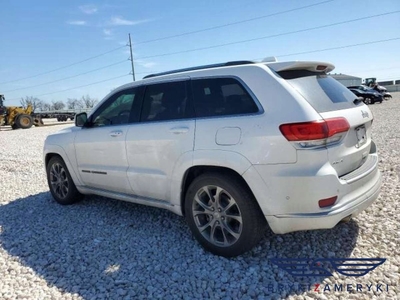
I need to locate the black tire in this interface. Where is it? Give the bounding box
[184,172,266,257]
[46,156,84,205]
[16,114,33,129]
[11,123,19,130]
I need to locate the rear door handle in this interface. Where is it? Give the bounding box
[169,127,189,134]
[110,130,123,137]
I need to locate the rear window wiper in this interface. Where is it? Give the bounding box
[353,98,363,105]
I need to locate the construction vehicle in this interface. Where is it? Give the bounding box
[0,94,43,129]
[365,78,377,87]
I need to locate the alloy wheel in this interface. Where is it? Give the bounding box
[49,163,69,199]
[192,185,243,247]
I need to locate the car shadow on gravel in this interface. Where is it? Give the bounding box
[0,192,359,299]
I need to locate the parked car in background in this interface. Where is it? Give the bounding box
[348,85,391,100]
[43,60,382,257]
[348,88,383,104]
[371,84,392,100]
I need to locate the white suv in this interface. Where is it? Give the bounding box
[44,60,382,257]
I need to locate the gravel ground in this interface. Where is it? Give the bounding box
[0,94,399,299]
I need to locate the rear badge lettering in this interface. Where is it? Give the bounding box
[361,110,369,118]
[332,159,343,165]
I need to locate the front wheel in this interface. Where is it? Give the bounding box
[46,156,84,205]
[16,114,33,129]
[184,173,266,257]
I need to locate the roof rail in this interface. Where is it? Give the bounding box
[143,60,255,79]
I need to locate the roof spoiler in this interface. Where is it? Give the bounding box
[266,61,335,73]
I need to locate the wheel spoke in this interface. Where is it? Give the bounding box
[61,185,68,197]
[194,194,213,212]
[221,200,235,213]
[214,187,224,208]
[193,210,213,218]
[50,169,58,178]
[220,225,229,246]
[225,214,242,223]
[203,186,215,203]
[198,218,215,233]
[51,165,58,176]
[55,185,61,197]
[221,221,241,241]
[209,221,219,244]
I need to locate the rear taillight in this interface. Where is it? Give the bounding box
[279,117,349,148]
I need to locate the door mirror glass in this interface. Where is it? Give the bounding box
[75,112,87,127]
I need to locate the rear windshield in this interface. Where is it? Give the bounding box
[277,71,358,112]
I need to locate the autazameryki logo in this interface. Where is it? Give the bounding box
[266,283,390,293]
[270,257,386,277]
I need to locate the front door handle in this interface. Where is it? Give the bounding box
[169,127,189,134]
[110,130,123,137]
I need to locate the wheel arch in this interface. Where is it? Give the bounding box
[44,145,83,187]
[179,165,259,216]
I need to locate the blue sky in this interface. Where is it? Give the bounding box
[1,0,399,106]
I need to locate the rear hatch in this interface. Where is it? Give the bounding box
[268,61,373,177]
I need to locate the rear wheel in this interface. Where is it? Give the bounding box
[33,117,44,126]
[185,173,266,257]
[46,156,84,205]
[16,114,33,129]
[367,98,375,105]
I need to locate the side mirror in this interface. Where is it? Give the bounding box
[75,112,87,127]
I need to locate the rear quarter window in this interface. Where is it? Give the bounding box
[191,77,259,118]
[277,71,359,113]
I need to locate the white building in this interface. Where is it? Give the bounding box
[330,74,362,87]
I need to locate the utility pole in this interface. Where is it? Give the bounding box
[128,33,135,82]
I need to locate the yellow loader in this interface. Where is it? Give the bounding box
[0,94,43,129]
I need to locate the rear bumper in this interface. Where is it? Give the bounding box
[265,168,381,234]
[243,144,382,234]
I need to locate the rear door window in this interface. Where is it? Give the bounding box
[140,80,192,122]
[278,71,359,112]
[191,77,259,117]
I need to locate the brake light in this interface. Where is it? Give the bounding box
[319,196,337,208]
[279,118,349,148]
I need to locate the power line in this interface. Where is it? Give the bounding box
[340,66,400,74]
[134,0,335,45]
[0,45,127,85]
[137,10,400,60]
[136,38,400,80]
[374,76,400,81]
[277,37,400,57]
[3,60,129,93]
[7,74,130,101]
